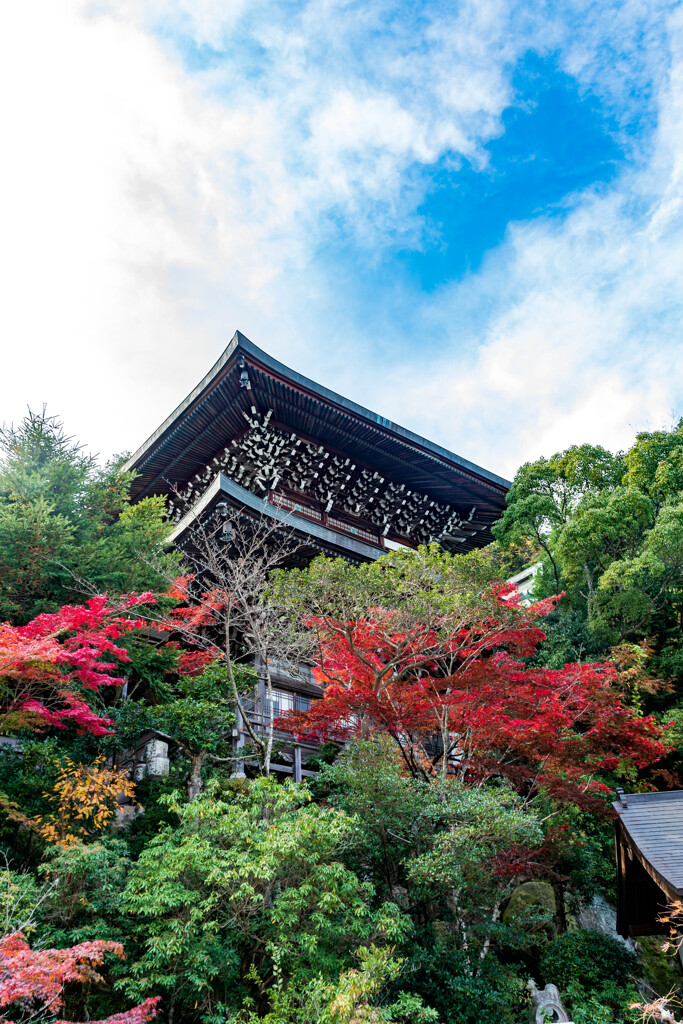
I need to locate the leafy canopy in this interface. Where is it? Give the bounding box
[0,408,178,623]
[121,777,408,1020]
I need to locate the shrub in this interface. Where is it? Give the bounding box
[539,929,638,991]
[404,937,526,1024]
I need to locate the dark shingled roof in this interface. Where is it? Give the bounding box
[614,790,683,900]
[124,331,510,545]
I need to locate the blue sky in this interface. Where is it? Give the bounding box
[2,0,683,479]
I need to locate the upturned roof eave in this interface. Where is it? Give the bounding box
[124,332,243,476]
[124,330,511,492]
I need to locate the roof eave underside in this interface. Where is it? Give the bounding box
[125,331,510,518]
[170,473,385,562]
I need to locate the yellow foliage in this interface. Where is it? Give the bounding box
[609,639,672,713]
[32,756,135,846]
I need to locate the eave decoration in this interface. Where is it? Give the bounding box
[167,406,488,547]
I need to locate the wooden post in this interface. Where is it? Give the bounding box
[294,745,302,783]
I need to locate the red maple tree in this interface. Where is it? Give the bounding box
[0,593,153,736]
[0,931,159,1024]
[278,590,669,807]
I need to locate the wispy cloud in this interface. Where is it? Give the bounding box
[374,5,683,475]
[1,0,682,482]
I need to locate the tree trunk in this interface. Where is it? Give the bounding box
[187,751,207,802]
[263,661,274,776]
[536,529,561,593]
[552,880,568,934]
[583,561,596,621]
[440,711,450,784]
[478,901,501,966]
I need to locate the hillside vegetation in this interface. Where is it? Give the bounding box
[1,411,682,1024]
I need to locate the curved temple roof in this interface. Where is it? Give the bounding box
[125,331,510,546]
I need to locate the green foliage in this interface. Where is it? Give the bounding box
[528,608,606,669]
[479,537,543,579]
[114,664,244,758]
[0,740,70,864]
[113,664,255,800]
[492,445,624,592]
[271,542,505,628]
[0,495,73,623]
[0,408,179,622]
[384,989,441,1023]
[116,637,181,702]
[318,739,542,969]
[304,741,342,773]
[405,784,541,902]
[561,810,618,908]
[214,945,438,1024]
[120,769,185,860]
[36,839,133,946]
[563,979,641,1024]
[119,777,408,1022]
[0,865,43,933]
[317,737,431,893]
[623,422,683,505]
[537,931,642,1023]
[597,499,683,638]
[404,938,526,1024]
[494,425,683,694]
[557,487,654,592]
[539,929,638,991]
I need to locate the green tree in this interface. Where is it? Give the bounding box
[114,663,250,801]
[0,408,178,622]
[493,429,683,662]
[36,839,133,947]
[597,499,683,639]
[320,740,542,949]
[623,421,683,506]
[492,445,624,593]
[232,945,439,1024]
[121,777,408,1023]
[556,487,654,610]
[316,741,543,1024]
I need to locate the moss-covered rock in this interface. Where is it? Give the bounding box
[502,881,556,933]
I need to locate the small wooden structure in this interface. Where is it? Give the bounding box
[614,789,683,938]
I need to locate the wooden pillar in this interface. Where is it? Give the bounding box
[294,745,302,783]
[615,820,628,937]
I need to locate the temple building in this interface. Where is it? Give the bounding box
[614,789,683,946]
[124,331,510,778]
[126,331,509,554]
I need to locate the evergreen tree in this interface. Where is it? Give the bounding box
[0,408,178,622]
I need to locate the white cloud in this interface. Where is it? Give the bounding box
[1,0,683,489]
[0,0,523,458]
[369,2,683,479]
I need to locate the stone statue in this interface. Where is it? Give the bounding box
[527,980,572,1023]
